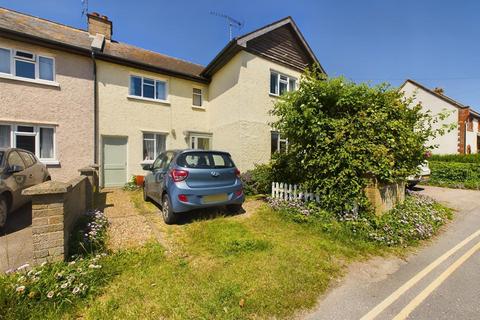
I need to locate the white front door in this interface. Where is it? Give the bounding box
[103,136,127,187]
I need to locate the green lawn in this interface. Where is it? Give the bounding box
[77,191,388,319]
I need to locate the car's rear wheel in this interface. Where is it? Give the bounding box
[0,195,8,229]
[227,204,243,214]
[161,194,176,225]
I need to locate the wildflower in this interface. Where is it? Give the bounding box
[60,282,70,289]
[69,261,76,265]
[72,287,81,295]
[41,261,47,267]
[28,291,36,299]
[47,291,54,299]
[15,286,26,293]
[55,272,63,280]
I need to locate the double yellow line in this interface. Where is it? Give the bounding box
[361,229,480,320]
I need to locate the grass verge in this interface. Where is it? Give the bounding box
[1,190,452,319]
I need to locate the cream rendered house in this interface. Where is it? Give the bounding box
[91,15,324,186]
[401,79,480,154]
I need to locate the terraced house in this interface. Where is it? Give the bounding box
[0,7,324,186]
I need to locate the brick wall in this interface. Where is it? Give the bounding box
[23,167,98,265]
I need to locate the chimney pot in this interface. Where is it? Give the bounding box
[433,87,444,95]
[87,13,112,40]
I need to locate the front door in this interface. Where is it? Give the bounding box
[103,136,127,187]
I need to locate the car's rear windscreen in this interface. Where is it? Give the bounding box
[176,152,234,169]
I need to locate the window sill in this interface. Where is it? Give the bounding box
[0,73,59,87]
[269,93,280,98]
[41,159,60,166]
[192,106,206,111]
[127,95,170,105]
[140,160,154,165]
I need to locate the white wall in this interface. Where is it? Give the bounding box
[402,82,459,154]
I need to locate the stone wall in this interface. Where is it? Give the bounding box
[22,167,98,265]
[365,181,406,215]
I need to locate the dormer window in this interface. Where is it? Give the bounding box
[270,71,297,96]
[0,47,55,82]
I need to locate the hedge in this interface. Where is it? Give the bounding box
[430,154,480,163]
[426,161,480,190]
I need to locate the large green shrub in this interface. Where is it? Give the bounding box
[240,164,273,195]
[430,154,480,163]
[427,161,480,189]
[271,69,446,212]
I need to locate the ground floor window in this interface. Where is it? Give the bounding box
[143,132,166,162]
[271,131,288,155]
[190,134,211,150]
[0,123,56,162]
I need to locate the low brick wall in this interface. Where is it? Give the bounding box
[365,181,405,215]
[22,167,98,265]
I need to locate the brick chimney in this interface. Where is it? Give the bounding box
[433,87,444,95]
[87,12,112,40]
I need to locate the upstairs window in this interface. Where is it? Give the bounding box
[129,75,168,101]
[270,71,297,96]
[193,88,203,107]
[0,47,55,82]
[271,131,288,155]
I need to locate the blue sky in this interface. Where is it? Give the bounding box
[2,0,479,111]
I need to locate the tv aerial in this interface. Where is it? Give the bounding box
[210,11,244,41]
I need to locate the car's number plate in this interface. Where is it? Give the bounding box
[202,193,228,204]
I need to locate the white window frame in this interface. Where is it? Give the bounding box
[0,45,57,85]
[192,87,203,107]
[141,132,167,164]
[128,75,169,103]
[269,70,297,96]
[271,131,288,154]
[0,122,58,164]
[190,134,212,150]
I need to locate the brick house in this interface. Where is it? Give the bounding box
[401,79,480,154]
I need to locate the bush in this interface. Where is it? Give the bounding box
[240,163,272,195]
[430,154,480,163]
[268,192,452,247]
[270,70,448,213]
[426,161,480,190]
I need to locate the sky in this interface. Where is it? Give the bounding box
[1,0,479,111]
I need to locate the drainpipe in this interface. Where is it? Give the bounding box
[91,51,99,164]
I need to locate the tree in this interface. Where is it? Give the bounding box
[271,68,444,213]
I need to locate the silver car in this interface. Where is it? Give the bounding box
[0,148,51,228]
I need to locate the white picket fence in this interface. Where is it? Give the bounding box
[271,182,320,203]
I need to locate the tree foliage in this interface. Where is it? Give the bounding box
[271,69,446,212]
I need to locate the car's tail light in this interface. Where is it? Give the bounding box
[235,188,243,197]
[234,168,241,178]
[178,194,188,202]
[170,169,189,182]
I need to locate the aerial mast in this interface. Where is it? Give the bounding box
[210,11,244,41]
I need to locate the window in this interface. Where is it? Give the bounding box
[271,131,288,154]
[129,75,168,101]
[18,150,35,168]
[190,134,211,150]
[0,46,55,82]
[152,151,174,170]
[7,151,25,169]
[193,88,203,107]
[176,152,234,169]
[0,48,10,74]
[269,71,297,96]
[0,123,56,162]
[143,133,166,162]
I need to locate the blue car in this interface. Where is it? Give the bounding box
[143,150,245,224]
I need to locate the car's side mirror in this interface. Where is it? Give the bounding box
[141,163,153,171]
[8,165,24,174]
